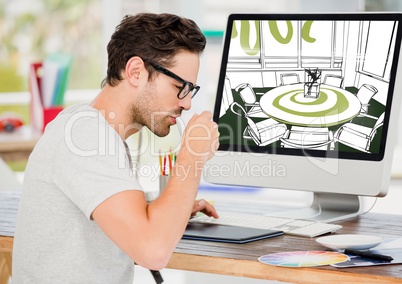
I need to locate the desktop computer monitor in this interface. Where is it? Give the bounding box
[204,13,402,222]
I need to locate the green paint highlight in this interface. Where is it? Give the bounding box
[290,91,328,105]
[268,20,293,44]
[302,21,316,43]
[231,20,317,56]
[231,22,238,38]
[272,87,349,117]
[239,20,260,56]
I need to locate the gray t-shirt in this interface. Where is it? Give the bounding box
[13,104,142,283]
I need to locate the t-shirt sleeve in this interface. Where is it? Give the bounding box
[52,114,142,220]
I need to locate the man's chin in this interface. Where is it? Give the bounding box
[147,125,171,138]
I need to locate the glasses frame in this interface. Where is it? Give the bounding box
[146,61,200,99]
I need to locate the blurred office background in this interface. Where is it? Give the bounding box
[1,0,402,173]
[1,0,402,283]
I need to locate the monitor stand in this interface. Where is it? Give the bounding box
[267,192,374,223]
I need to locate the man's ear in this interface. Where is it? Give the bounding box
[125,56,145,86]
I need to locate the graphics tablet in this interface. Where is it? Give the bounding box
[182,223,283,244]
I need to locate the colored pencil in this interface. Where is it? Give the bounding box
[158,150,163,175]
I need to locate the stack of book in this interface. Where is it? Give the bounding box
[29,53,72,132]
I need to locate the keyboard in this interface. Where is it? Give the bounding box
[189,211,342,238]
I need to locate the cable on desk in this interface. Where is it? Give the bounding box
[150,269,164,283]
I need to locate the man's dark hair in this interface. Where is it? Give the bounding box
[103,13,206,87]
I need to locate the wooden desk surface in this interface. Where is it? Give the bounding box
[1,213,402,283]
[167,213,402,283]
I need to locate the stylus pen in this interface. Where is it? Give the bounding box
[344,249,394,261]
[150,269,164,284]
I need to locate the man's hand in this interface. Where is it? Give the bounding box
[180,111,220,163]
[191,199,219,219]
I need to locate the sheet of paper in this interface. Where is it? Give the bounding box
[373,238,402,250]
[332,238,402,268]
[332,249,402,268]
[0,191,21,237]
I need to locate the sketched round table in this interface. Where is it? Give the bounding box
[259,84,362,127]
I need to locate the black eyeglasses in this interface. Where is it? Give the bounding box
[146,61,200,100]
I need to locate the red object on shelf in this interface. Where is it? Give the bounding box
[0,114,24,132]
[42,107,63,131]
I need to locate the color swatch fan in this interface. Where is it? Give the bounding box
[258,251,348,267]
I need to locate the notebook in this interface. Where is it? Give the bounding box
[182,223,283,244]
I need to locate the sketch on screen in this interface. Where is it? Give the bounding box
[218,20,397,154]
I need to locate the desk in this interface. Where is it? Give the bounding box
[0,126,41,163]
[0,238,12,284]
[259,84,361,127]
[168,213,402,283]
[1,213,401,283]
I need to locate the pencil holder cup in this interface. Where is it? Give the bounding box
[159,175,170,195]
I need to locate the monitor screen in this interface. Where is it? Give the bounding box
[204,13,402,221]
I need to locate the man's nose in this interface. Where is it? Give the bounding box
[178,94,192,110]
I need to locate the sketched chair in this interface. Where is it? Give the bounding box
[280,73,300,85]
[280,126,334,150]
[332,112,385,153]
[323,74,344,88]
[219,76,235,117]
[356,84,378,114]
[234,83,269,118]
[230,102,287,146]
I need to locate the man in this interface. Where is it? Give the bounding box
[13,13,219,283]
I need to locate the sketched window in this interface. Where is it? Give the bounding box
[227,20,262,69]
[360,21,397,81]
[263,20,299,68]
[333,21,345,68]
[301,21,333,68]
